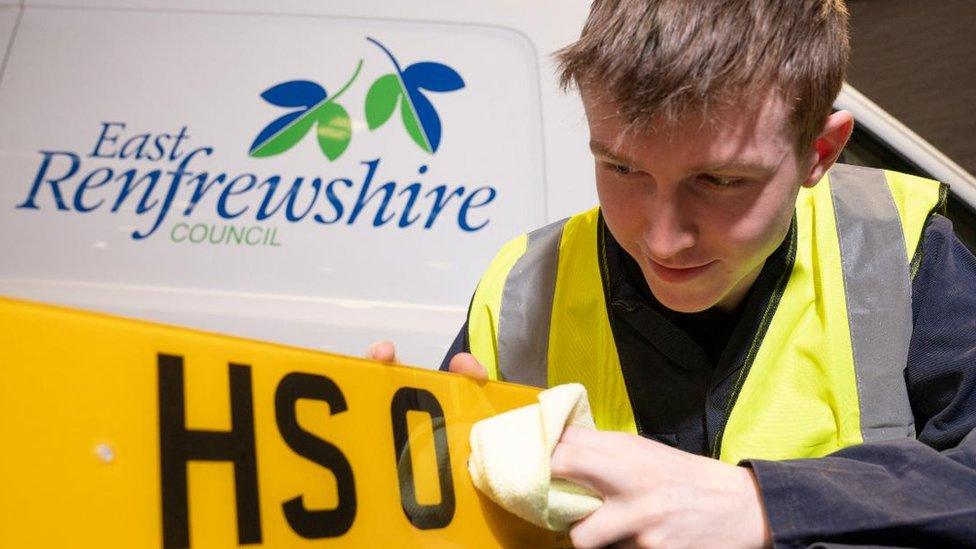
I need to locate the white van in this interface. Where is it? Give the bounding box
[2,0,974,368]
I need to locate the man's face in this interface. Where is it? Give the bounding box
[582,90,815,313]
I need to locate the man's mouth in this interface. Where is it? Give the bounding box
[647,259,715,283]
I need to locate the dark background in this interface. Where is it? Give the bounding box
[847,0,976,177]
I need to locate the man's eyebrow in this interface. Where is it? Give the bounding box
[590,139,780,176]
[588,140,628,163]
[691,149,787,176]
[689,161,776,176]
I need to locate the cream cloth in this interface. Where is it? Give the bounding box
[468,383,603,531]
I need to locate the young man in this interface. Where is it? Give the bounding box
[373,0,976,546]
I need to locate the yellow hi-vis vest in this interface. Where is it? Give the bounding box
[467,164,946,464]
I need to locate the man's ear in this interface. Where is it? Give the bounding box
[802,110,854,188]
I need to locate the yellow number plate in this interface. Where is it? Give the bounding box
[0,297,570,548]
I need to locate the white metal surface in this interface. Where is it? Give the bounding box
[0,2,593,367]
[0,5,20,66]
[837,82,976,204]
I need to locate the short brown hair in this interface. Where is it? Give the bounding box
[556,0,850,150]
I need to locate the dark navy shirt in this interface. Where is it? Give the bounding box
[748,214,976,548]
[441,214,976,547]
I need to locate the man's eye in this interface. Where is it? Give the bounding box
[609,163,634,175]
[699,174,741,187]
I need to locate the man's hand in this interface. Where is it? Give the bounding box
[366,341,488,380]
[551,426,772,549]
[445,352,488,380]
[367,340,399,364]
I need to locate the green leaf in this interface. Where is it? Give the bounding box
[400,95,432,153]
[365,73,401,130]
[251,113,316,157]
[316,102,352,161]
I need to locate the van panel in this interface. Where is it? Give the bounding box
[0,5,554,366]
[18,0,599,220]
[0,6,18,63]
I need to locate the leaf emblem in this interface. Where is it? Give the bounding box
[316,102,352,161]
[250,109,316,157]
[402,62,464,93]
[366,37,465,154]
[399,95,426,153]
[365,73,401,130]
[401,89,442,153]
[260,80,327,108]
[250,61,363,160]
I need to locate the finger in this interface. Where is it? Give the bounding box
[568,499,647,549]
[448,352,488,380]
[561,426,677,457]
[558,426,650,461]
[367,340,398,364]
[550,437,629,496]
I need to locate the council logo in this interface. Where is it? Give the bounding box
[249,37,465,161]
[15,37,494,248]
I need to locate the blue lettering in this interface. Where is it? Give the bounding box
[397,164,429,227]
[182,172,227,216]
[315,178,352,224]
[90,122,126,159]
[284,178,321,222]
[16,150,79,210]
[256,176,285,220]
[18,131,496,238]
[423,185,465,229]
[457,186,496,231]
[111,169,162,213]
[146,133,171,162]
[120,133,150,160]
[347,159,397,227]
[217,173,257,219]
[169,126,190,162]
[73,167,113,212]
[397,183,423,228]
[256,176,321,222]
[132,146,211,240]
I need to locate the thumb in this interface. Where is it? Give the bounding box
[367,340,398,364]
[448,352,488,381]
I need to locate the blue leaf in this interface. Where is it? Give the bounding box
[406,87,442,152]
[402,62,465,93]
[249,109,305,155]
[260,80,327,108]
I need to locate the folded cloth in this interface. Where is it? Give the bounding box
[468,383,603,531]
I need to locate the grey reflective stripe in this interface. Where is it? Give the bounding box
[496,218,567,388]
[829,164,916,441]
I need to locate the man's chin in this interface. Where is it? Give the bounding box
[650,289,721,314]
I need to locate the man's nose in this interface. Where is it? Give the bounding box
[643,193,696,260]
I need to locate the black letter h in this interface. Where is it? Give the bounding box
[158,354,261,548]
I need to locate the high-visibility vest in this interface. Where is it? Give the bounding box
[467,164,945,464]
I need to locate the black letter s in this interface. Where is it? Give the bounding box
[275,372,357,538]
